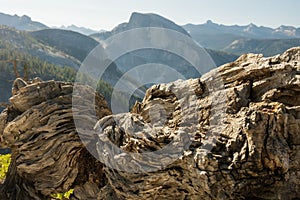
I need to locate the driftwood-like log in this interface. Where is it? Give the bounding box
[0,47,300,199]
[0,78,111,200]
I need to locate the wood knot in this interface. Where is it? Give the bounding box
[12,78,27,95]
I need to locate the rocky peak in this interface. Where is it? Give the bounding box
[0,12,48,31]
[112,12,190,36]
[206,20,214,25]
[20,15,31,22]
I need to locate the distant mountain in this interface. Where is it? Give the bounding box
[91,12,237,68]
[297,28,300,36]
[0,13,48,31]
[30,29,99,62]
[223,38,300,57]
[183,20,300,56]
[123,12,190,35]
[58,25,103,35]
[183,20,300,41]
[91,12,190,40]
[189,32,246,50]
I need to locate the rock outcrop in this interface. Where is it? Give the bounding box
[1,47,300,199]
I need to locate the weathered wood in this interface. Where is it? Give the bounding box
[0,47,300,199]
[96,47,300,199]
[0,79,111,200]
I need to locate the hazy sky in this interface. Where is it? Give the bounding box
[1,0,300,30]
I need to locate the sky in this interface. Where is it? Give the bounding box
[1,0,300,30]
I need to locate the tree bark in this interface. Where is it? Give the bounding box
[1,48,300,199]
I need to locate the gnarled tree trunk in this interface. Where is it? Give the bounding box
[0,47,300,199]
[0,78,111,199]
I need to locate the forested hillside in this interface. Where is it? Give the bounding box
[0,25,80,68]
[0,43,113,110]
[30,29,99,62]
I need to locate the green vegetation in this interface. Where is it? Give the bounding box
[0,43,114,105]
[0,40,141,111]
[30,29,98,62]
[0,42,75,82]
[0,25,141,112]
[0,154,11,181]
[204,48,238,66]
[50,189,74,200]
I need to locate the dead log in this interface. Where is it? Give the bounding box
[0,79,111,200]
[0,47,300,199]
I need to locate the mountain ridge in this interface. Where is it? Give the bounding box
[0,26,80,68]
[90,12,238,67]
[223,37,300,57]
[29,29,99,62]
[183,20,300,56]
[90,12,190,41]
[1,11,299,58]
[57,25,104,35]
[183,20,300,39]
[0,12,48,31]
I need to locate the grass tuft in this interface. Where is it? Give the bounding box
[0,154,11,181]
[50,189,74,200]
